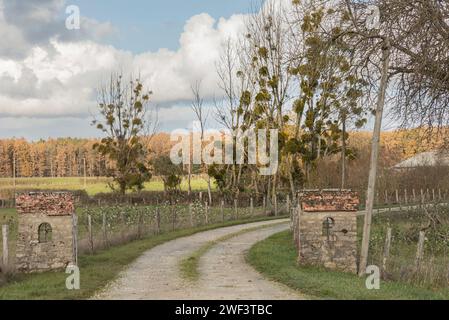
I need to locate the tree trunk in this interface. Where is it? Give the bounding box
[359,41,391,276]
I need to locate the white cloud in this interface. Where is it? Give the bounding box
[0,0,295,139]
[0,8,248,119]
[133,13,246,104]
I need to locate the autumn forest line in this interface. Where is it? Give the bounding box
[0,129,446,191]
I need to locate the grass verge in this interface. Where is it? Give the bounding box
[246,231,449,300]
[0,215,285,300]
[179,221,287,281]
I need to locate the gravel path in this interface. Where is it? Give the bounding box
[94,219,303,300]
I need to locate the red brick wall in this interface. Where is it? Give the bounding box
[299,190,359,212]
[16,192,74,216]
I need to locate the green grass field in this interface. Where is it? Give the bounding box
[247,231,449,300]
[0,176,212,196]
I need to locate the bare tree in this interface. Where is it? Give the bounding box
[243,0,295,205]
[214,38,256,194]
[190,80,212,203]
[329,0,449,275]
[191,80,208,140]
[384,0,449,137]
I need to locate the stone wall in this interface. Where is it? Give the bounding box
[15,192,75,273]
[296,190,359,274]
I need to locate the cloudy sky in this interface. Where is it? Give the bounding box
[0,0,263,140]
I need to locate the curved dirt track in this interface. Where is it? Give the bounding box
[94,219,304,300]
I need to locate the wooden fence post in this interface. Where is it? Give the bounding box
[189,203,194,227]
[137,210,143,238]
[404,189,408,205]
[412,189,416,203]
[205,202,209,225]
[2,225,9,269]
[415,231,426,271]
[374,191,377,207]
[432,189,436,202]
[292,207,297,244]
[250,197,254,216]
[221,200,225,222]
[395,189,399,204]
[88,214,94,254]
[420,189,425,207]
[156,207,161,235]
[102,212,108,247]
[382,227,392,276]
[72,213,78,266]
[263,196,266,214]
[274,194,278,216]
[294,206,301,250]
[120,211,126,242]
[172,205,176,231]
[234,199,238,220]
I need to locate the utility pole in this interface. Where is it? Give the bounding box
[359,40,391,276]
[341,112,347,189]
[186,128,192,196]
[12,151,16,189]
[188,162,192,196]
[83,158,87,189]
[50,159,54,178]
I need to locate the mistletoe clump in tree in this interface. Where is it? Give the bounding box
[151,154,184,193]
[92,73,153,194]
[288,4,368,187]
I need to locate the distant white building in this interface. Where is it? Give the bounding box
[393,151,449,169]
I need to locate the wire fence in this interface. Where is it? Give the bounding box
[3,186,449,286]
[0,197,291,272]
[290,194,449,289]
[367,202,449,288]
